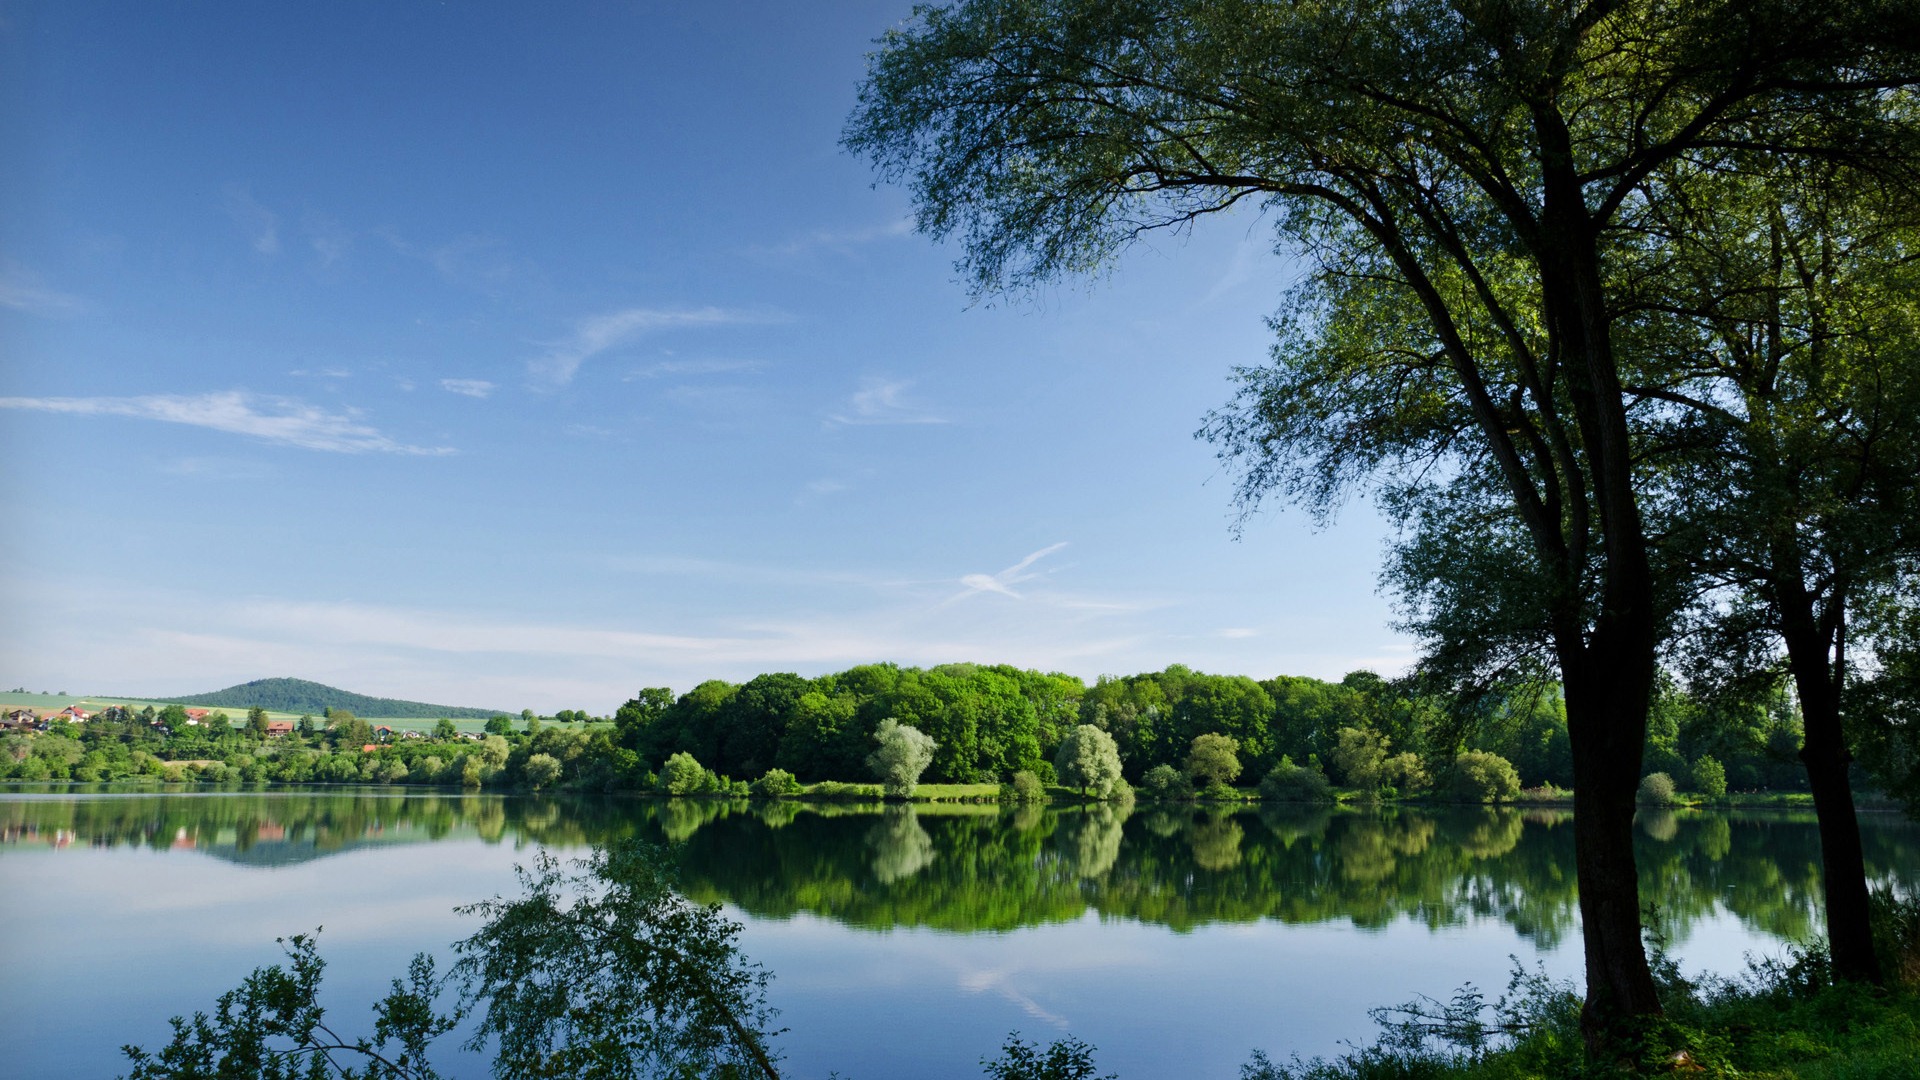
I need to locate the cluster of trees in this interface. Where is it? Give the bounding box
[844,0,1920,1047]
[0,661,1842,808]
[607,660,1828,798]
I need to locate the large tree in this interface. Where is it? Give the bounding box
[847,0,1919,1047]
[1642,166,1920,984]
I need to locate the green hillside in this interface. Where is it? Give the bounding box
[146,677,507,720]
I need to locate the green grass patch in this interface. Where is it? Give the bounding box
[910,782,1003,802]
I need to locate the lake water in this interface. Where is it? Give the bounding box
[3,788,1915,1079]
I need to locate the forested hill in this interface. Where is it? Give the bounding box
[151,678,506,720]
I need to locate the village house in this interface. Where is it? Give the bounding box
[264,720,294,737]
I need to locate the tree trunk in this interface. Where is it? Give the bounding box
[1533,164,1666,1052]
[1801,716,1882,984]
[1563,640,1665,1053]
[1780,605,1885,985]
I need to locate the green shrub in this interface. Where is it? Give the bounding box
[659,752,708,796]
[805,780,880,801]
[981,1033,1113,1080]
[1003,770,1046,803]
[522,753,563,791]
[1448,750,1522,803]
[1184,733,1242,788]
[1385,751,1432,795]
[1258,756,1333,803]
[1638,771,1678,806]
[1139,763,1193,800]
[1690,755,1728,801]
[749,768,801,797]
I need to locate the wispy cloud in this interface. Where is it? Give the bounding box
[827,377,948,426]
[155,456,275,480]
[0,391,453,455]
[0,260,85,317]
[439,378,495,399]
[754,217,913,257]
[956,542,1070,600]
[625,357,765,380]
[222,184,279,255]
[530,307,772,387]
[305,214,352,266]
[381,231,515,291]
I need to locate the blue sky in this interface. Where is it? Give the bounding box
[1,1,1411,712]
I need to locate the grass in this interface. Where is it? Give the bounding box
[1235,898,1920,1080]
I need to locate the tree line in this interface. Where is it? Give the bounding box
[1,660,1849,806]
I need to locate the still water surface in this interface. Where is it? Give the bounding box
[3,789,1915,1079]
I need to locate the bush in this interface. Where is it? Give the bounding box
[981,1033,1114,1080]
[1638,771,1678,806]
[1258,756,1333,803]
[522,753,563,791]
[1690,755,1728,801]
[659,752,709,796]
[1184,733,1242,788]
[1447,750,1522,803]
[1140,763,1193,800]
[749,768,801,798]
[1003,770,1046,804]
[1385,751,1431,795]
[806,780,880,801]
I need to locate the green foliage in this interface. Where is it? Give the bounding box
[803,780,881,801]
[521,753,562,791]
[1445,752,1521,804]
[1184,733,1241,788]
[1384,753,1430,796]
[1004,770,1046,804]
[1053,724,1124,798]
[867,718,937,799]
[1139,763,1193,801]
[483,716,513,736]
[981,1033,1115,1080]
[120,931,461,1080]
[749,769,801,798]
[1259,757,1333,804]
[660,752,711,796]
[453,842,780,1080]
[1638,773,1679,807]
[1332,728,1392,792]
[1690,757,1728,802]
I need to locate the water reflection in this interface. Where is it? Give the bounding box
[868,806,936,883]
[4,788,1914,951]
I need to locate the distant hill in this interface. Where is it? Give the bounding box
[150,678,508,720]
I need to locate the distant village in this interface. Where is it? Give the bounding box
[1,703,477,744]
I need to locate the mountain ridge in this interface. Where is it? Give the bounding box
[148,677,508,720]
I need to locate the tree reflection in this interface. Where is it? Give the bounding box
[867,806,936,884]
[7,791,1915,955]
[1056,800,1130,878]
[1187,811,1244,872]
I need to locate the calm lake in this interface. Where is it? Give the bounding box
[3,789,1916,1079]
